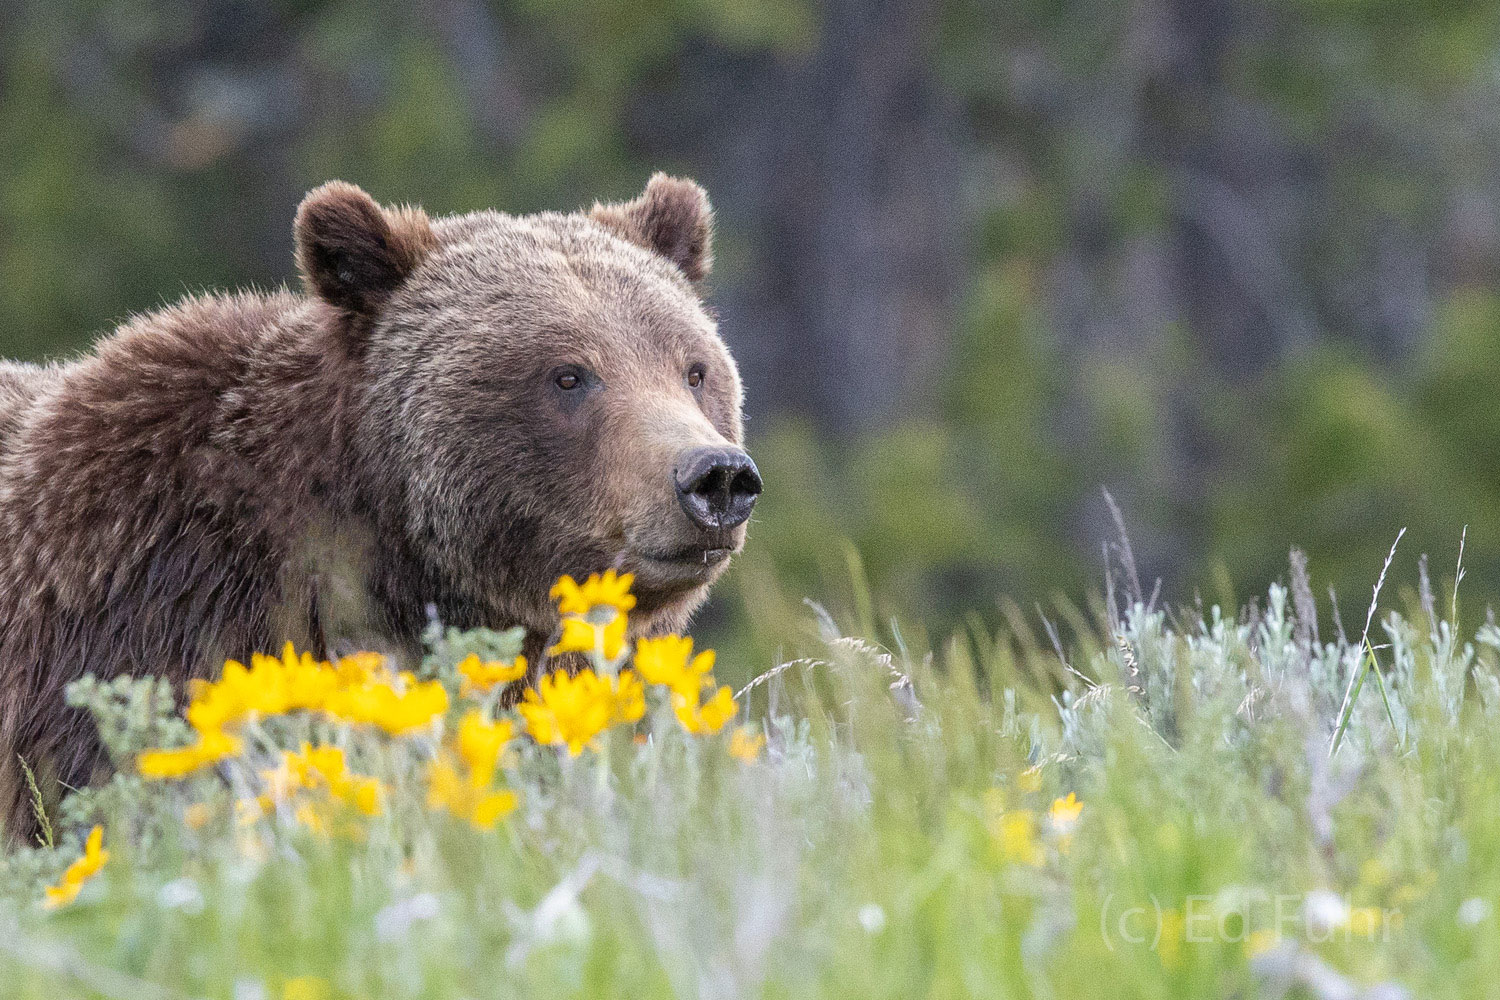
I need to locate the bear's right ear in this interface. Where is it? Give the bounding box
[294,181,436,317]
[589,173,714,282]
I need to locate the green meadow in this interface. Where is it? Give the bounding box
[0,530,1491,1000]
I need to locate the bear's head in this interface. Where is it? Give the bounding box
[293,175,760,643]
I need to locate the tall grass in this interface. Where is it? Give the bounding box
[0,546,1496,999]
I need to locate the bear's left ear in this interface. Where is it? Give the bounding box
[590,173,714,282]
[294,181,437,316]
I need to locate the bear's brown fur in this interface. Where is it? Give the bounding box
[0,175,755,841]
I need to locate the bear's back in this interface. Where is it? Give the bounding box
[0,361,62,454]
[0,291,344,841]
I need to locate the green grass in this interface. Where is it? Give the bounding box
[1,554,1498,1000]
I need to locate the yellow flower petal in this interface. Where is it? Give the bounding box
[456,710,514,787]
[282,976,330,1000]
[471,789,519,829]
[424,748,519,829]
[137,728,242,780]
[519,669,618,755]
[994,810,1044,867]
[728,726,765,762]
[613,670,646,725]
[1048,792,1083,835]
[550,570,636,616]
[548,616,600,656]
[674,683,736,735]
[42,825,107,909]
[42,880,82,909]
[457,653,528,696]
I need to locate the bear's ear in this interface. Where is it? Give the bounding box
[590,173,714,282]
[294,181,437,316]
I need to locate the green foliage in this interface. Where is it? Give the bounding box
[9,0,1500,644]
[64,675,186,768]
[737,256,1082,646]
[1206,291,1500,608]
[420,622,528,683]
[0,0,813,360]
[746,279,1500,654]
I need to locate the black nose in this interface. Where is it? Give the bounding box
[674,447,762,531]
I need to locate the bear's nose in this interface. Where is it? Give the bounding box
[674,447,762,531]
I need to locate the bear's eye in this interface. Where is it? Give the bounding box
[686,365,706,389]
[555,372,582,391]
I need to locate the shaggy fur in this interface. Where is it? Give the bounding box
[0,174,749,842]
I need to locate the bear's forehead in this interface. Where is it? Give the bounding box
[384,210,723,372]
[424,212,704,322]
[429,210,682,290]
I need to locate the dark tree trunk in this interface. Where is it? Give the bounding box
[635,0,968,432]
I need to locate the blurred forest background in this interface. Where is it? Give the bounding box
[4,0,1500,662]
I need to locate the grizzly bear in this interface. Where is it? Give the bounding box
[0,174,760,841]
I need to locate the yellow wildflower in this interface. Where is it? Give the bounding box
[518,668,618,755]
[325,672,449,735]
[425,755,519,830]
[1048,792,1082,853]
[183,802,212,830]
[549,616,596,655]
[551,570,636,616]
[427,712,519,829]
[278,744,341,790]
[426,757,466,812]
[674,683,737,735]
[634,635,716,695]
[728,726,765,762]
[43,825,108,909]
[993,809,1044,867]
[137,727,242,779]
[154,642,450,755]
[259,744,384,832]
[456,710,514,786]
[352,780,381,816]
[470,787,520,827]
[548,611,627,659]
[1048,793,1082,831]
[186,643,339,733]
[309,745,382,814]
[333,651,387,684]
[549,572,634,660]
[282,977,330,1000]
[457,653,528,697]
[293,802,331,836]
[614,670,647,724]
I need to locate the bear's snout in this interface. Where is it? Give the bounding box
[673,447,761,532]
